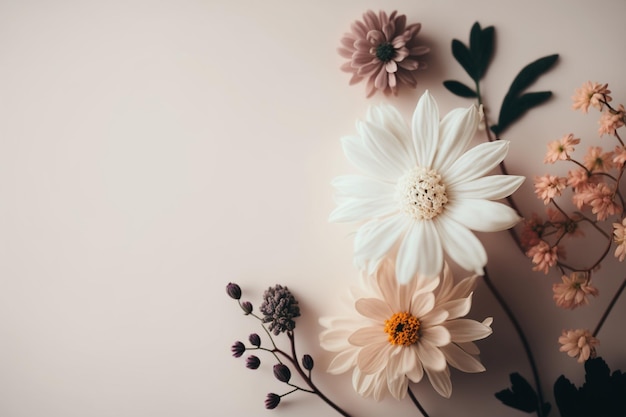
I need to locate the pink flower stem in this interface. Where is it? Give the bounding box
[593,275,626,337]
[483,268,546,417]
[407,387,430,417]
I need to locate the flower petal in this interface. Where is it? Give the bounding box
[397,220,443,283]
[341,134,400,182]
[433,105,479,173]
[328,197,397,223]
[440,344,485,373]
[353,215,408,270]
[416,340,446,371]
[449,175,525,200]
[357,341,393,373]
[443,140,510,186]
[434,216,487,275]
[355,298,393,321]
[349,326,386,346]
[411,90,439,167]
[425,367,452,398]
[410,292,435,318]
[327,348,359,374]
[420,325,451,347]
[445,199,522,232]
[437,295,472,320]
[366,104,416,163]
[358,119,414,174]
[444,319,493,342]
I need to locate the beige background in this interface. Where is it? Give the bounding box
[1,1,625,416]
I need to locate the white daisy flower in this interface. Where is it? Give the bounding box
[319,258,493,399]
[330,90,524,283]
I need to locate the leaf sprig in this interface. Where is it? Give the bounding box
[444,22,559,136]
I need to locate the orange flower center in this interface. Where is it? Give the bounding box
[384,312,420,346]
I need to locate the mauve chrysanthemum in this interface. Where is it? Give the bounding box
[338,10,430,97]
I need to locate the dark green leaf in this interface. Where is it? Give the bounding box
[493,91,552,135]
[554,357,626,417]
[494,373,539,413]
[452,39,477,81]
[468,22,494,80]
[477,26,494,79]
[443,80,477,98]
[507,54,559,98]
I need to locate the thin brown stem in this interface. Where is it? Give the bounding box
[593,276,626,337]
[407,387,430,417]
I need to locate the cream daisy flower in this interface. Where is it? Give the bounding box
[319,258,493,399]
[330,91,524,283]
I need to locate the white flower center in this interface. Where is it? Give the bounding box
[397,167,448,220]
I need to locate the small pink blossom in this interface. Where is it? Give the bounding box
[544,133,580,164]
[598,104,625,136]
[553,272,598,309]
[559,329,599,363]
[567,168,593,191]
[613,145,626,168]
[526,240,559,274]
[585,182,622,221]
[583,146,614,172]
[534,174,568,204]
[613,217,626,262]
[571,81,611,113]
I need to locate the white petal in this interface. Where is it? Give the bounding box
[445,319,493,342]
[416,340,446,371]
[433,105,479,173]
[406,348,424,382]
[411,90,439,168]
[353,215,407,267]
[396,346,418,375]
[367,104,416,162]
[443,140,510,186]
[421,325,451,347]
[449,175,525,200]
[446,275,479,301]
[419,307,448,327]
[328,198,397,223]
[440,343,486,373]
[319,327,354,351]
[331,175,395,201]
[327,349,359,374]
[357,341,393,373]
[349,326,387,346]
[387,376,409,400]
[396,220,443,283]
[434,216,487,275]
[341,135,400,182]
[425,367,452,398]
[358,120,413,174]
[355,298,393,321]
[445,199,522,232]
[437,295,472,320]
[410,292,435,319]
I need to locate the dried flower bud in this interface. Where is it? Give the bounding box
[249,333,261,347]
[273,363,291,383]
[241,301,253,315]
[226,283,242,300]
[245,355,260,369]
[302,354,314,371]
[265,393,281,409]
[231,341,245,358]
[260,284,301,335]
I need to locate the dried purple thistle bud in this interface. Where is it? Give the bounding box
[241,301,253,315]
[273,363,291,383]
[302,354,314,371]
[259,285,301,335]
[265,393,281,410]
[231,341,245,358]
[226,282,242,300]
[245,355,260,369]
[249,333,261,347]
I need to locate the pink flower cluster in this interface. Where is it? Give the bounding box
[524,82,626,362]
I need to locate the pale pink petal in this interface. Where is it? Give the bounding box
[440,344,486,373]
[444,319,493,342]
[425,367,452,398]
[420,325,451,346]
[355,298,393,321]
